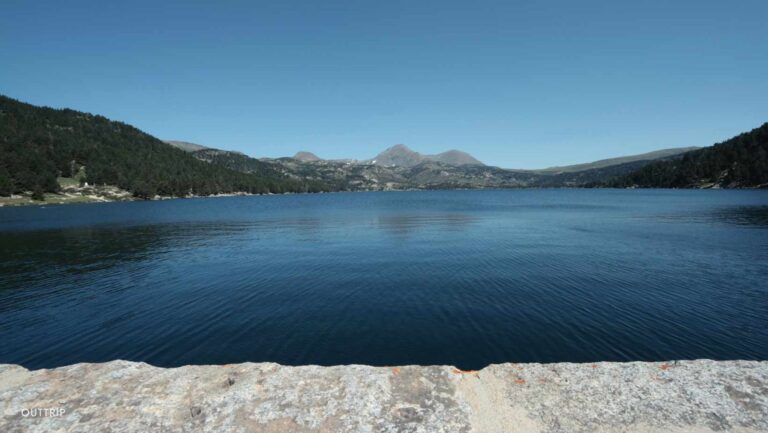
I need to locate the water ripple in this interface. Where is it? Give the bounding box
[1,190,767,369]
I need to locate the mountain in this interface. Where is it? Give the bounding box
[535,147,700,174]
[430,150,484,166]
[293,151,321,162]
[266,141,713,190]
[370,144,424,167]
[609,123,768,188]
[164,140,209,152]
[369,144,484,167]
[267,157,539,191]
[0,95,327,199]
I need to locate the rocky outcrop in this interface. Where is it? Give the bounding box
[1,360,766,432]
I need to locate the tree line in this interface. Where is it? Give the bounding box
[0,95,329,199]
[608,123,768,188]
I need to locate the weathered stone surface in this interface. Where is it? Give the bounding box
[0,360,766,432]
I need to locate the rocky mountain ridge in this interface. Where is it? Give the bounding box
[169,141,696,191]
[367,144,485,167]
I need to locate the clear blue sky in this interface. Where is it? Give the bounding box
[2,0,766,168]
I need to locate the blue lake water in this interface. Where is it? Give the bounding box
[1,189,767,369]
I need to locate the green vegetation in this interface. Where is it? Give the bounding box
[534,147,699,174]
[56,176,80,188]
[0,95,328,200]
[0,192,110,207]
[192,149,284,177]
[609,123,768,188]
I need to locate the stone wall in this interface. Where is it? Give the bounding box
[1,360,766,432]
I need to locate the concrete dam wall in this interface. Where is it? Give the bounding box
[1,359,766,432]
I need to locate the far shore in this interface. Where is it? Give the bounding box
[3,183,767,208]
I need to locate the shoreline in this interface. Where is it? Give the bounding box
[2,185,767,208]
[1,359,766,432]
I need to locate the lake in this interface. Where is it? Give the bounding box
[1,189,767,370]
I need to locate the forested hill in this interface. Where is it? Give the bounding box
[0,95,327,198]
[609,123,768,188]
[191,148,284,177]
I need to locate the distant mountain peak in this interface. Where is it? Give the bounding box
[370,144,483,167]
[371,144,422,166]
[388,144,412,151]
[431,149,484,166]
[293,151,321,162]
